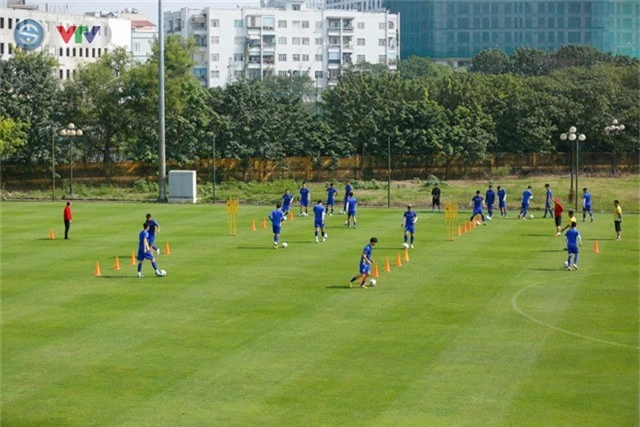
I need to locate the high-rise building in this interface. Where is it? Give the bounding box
[326,0,639,63]
[164,0,399,88]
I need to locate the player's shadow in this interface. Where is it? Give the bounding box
[529,268,564,271]
[236,246,283,250]
[96,276,132,279]
[326,285,353,290]
[521,234,555,237]
[539,249,566,252]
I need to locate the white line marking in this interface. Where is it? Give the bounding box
[512,283,640,351]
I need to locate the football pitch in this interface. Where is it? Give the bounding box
[2,201,638,426]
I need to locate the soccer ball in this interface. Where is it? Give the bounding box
[369,279,377,287]
[475,220,481,226]
[564,261,569,268]
[281,242,288,248]
[156,269,167,277]
[529,214,534,219]
[403,242,409,249]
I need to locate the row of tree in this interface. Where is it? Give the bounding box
[0,38,638,182]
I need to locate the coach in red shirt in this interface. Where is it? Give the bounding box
[63,202,72,239]
[553,198,564,236]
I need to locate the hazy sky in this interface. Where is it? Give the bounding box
[1,0,220,23]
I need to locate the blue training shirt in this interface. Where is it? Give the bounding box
[565,228,581,248]
[313,204,325,222]
[269,209,284,225]
[404,211,417,229]
[146,219,159,236]
[486,189,495,205]
[347,197,357,213]
[498,189,506,202]
[472,195,484,211]
[522,189,533,205]
[326,187,338,204]
[282,193,293,208]
[138,229,149,252]
[583,192,592,208]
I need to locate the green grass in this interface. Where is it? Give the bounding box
[1,202,638,426]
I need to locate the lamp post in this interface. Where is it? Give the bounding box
[560,126,586,211]
[212,133,216,204]
[59,123,83,196]
[604,119,625,176]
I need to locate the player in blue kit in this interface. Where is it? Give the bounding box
[325,183,339,215]
[402,205,418,248]
[497,185,507,217]
[313,200,327,243]
[349,237,377,288]
[137,222,164,278]
[543,184,553,218]
[469,190,487,224]
[269,202,285,248]
[564,222,582,270]
[299,183,310,216]
[518,185,533,219]
[485,185,496,220]
[582,187,593,222]
[281,189,293,218]
[145,213,161,254]
[345,192,357,228]
[342,181,352,214]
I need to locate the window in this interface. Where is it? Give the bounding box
[278,53,287,61]
[234,19,243,28]
[8,18,13,30]
[357,54,365,63]
[0,43,3,55]
[210,70,220,78]
[293,20,301,28]
[278,20,287,28]
[234,36,244,44]
[388,21,394,30]
[278,71,288,77]
[292,54,301,61]
[315,54,323,61]
[211,53,220,61]
[315,21,323,29]
[302,37,310,45]
[379,22,386,30]
[211,36,220,44]
[234,53,243,61]
[357,38,365,46]
[211,19,219,27]
[315,70,323,78]
[278,36,287,45]
[292,37,301,45]
[58,47,63,56]
[235,70,244,78]
[72,48,76,57]
[357,22,364,29]
[378,38,386,46]
[59,69,64,79]
[302,20,310,28]
[292,4,300,10]
[79,48,83,57]
[378,55,386,64]
[302,54,309,61]
[315,38,323,45]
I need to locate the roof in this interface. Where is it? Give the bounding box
[131,19,156,28]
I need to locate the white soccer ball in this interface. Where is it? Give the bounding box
[564,261,569,268]
[475,220,481,226]
[529,214,534,219]
[281,242,288,248]
[156,269,167,277]
[369,279,377,287]
[402,242,409,249]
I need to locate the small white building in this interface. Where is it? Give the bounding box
[164,0,399,88]
[0,6,132,80]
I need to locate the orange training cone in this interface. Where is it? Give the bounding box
[463,223,468,233]
[404,248,410,262]
[458,225,462,236]
[262,218,267,229]
[384,257,391,272]
[130,250,136,265]
[373,262,379,278]
[94,261,102,277]
[165,241,171,255]
[593,241,600,254]
[114,256,120,270]
[49,228,55,240]
[251,219,256,231]
[289,211,294,221]
[395,252,403,267]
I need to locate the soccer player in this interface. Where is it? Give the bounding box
[349,237,377,288]
[63,201,72,239]
[325,183,339,215]
[145,213,161,255]
[485,184,496,219]
[345,191,357,228]
[431,183,441,212]
[313,200,327,243]
[613,200,623,240]
[582,187,594,222]
[402,205,418,248]
[299,183,310,216]
[137,222,164,278]
[269,203,285,248]
[342,181,352,214]
[553,198,564,236]
[564,222,582,271]
[560,209,577,233]
[469,190,487,224]
[518,185,533,219]
[543,184,553,218]
[497,185,507,217]
[281,189,294,218]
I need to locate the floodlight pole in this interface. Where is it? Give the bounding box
[212,134,216,204]
[158,0,167,202]
[387,134,391,208]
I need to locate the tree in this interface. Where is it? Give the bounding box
[398,56,453,79]
[469,49,512,74]
[0,116,27,188]
[510,47,552,76]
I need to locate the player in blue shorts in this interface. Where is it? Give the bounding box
[349,237,377,288]
[342,181,352,214]
[345,192,357,228]
[543,184,553,218]
[145,213,161,254]
[137,222,164,278]
[269,203,285,248]
[518,185,533,219]
[313,200,327,243]
[402,205,417,248]
[564,221,582,271]
[469,190,487,224]
[325,183,339,215]
[498,185,507,217]
[281,189,293,218]
[299,183,310,216]
[582,187,593,222]
[485,185,496,220]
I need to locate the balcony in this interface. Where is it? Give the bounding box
[342,24,354,32]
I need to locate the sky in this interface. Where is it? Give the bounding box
[1,0,221,23]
